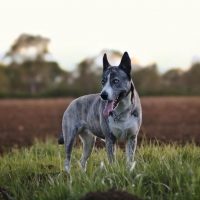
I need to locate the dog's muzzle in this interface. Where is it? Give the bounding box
[100,91,108,100]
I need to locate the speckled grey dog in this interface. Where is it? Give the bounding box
[59,52,142,173]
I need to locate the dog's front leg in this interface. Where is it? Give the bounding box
[100,118,116,164]
[105,136,116,163]
[125,134,137,169]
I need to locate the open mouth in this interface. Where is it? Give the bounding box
[103,94,123,118]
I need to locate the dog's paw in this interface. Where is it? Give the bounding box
[129,161,136,172]
[100,161,105,170]
[64,160,71,174]
[99,161,108,171]
[64,165,70,174]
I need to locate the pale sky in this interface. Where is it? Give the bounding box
[1,0,200,72]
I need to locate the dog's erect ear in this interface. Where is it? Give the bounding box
[119,52,131,78]
[103,53,110,71]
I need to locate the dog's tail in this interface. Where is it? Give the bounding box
[58,132,64,144]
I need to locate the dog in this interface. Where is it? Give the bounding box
[58,52,142,173]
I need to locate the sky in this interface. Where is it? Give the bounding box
[1,0,200,72]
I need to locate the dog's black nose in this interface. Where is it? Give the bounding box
[100,91,108,100]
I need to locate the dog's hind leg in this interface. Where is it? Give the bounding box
[63,120,88,173]
[79,130,96,171]
[63,127,78,173]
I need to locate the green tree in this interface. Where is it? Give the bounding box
[133,64,161,95]
[73,59,101,96]
[162,68,184,95]
[183,63,200,95]
[0,64,10,94]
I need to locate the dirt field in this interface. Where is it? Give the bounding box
[0,97,200,153]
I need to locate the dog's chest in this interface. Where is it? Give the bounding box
[108,115,137,140]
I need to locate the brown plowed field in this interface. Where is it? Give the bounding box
[0,97,200,153]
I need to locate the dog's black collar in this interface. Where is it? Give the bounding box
[125,82,134,104]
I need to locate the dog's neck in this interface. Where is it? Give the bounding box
[114,91,133,114]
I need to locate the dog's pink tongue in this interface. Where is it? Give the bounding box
[103,101,114,118]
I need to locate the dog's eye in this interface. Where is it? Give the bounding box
[112,79,119,84]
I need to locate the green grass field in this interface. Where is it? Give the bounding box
[0,140,200,200]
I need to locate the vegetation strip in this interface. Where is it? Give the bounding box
[0,140,200,200]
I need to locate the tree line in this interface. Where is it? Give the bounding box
[0,59,200,98]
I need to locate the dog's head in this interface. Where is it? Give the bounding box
[100,52,134,117]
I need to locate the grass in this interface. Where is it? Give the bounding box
[0,140,200,200]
